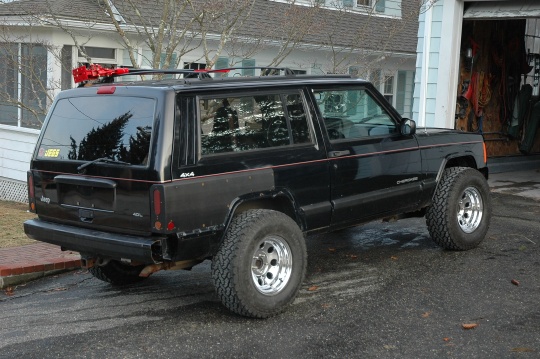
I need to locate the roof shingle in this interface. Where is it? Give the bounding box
[0,0,418,54]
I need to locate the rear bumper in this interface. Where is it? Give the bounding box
[24,219,163,263]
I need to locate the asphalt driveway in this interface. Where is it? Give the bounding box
[0,192,538,358]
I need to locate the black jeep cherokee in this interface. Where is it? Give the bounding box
[24,66,491,318]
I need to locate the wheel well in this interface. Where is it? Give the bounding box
[445,156,476,170]
[233,197,302,230]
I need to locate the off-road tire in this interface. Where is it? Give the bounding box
[426,167,491,250]
[212,209,307,318]
[88,260,146,285]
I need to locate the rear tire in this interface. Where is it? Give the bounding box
[426,167,491,250]
[212,209,307,318]
[88,260,146,285]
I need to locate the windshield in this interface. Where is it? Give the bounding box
[37,96,155,166]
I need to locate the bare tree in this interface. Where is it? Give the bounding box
[222,0,420,77]
[316,0,421,77]
[0,0,257,124]
[96,0,257,70]
[223,0,325,69]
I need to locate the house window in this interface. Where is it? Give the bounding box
[77,47,117,70]
[356,0,385,12]
[184,62,206,78]
[0,43,48,129]
[78,47,116,60]
[184,62,206,70]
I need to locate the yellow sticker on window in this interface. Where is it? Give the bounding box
[43,148,60,158]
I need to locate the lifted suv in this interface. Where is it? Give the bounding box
[25,65,491,318]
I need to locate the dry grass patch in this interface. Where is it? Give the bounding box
[0,200,36,248]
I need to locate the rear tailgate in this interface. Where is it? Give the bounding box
[31,165,154,235]
[28,89,165,235]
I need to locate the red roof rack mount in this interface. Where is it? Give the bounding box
[73,65,129,83]
[71,64,296,84]
[72,64,219,84]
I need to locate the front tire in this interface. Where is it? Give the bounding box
[212,209,307,318]
[426,167,491,250]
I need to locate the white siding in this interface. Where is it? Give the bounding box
[0,125,39,182]
[413,0,463,128]
[413,1,442,127]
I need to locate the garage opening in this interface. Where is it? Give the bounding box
[457,3,540,157]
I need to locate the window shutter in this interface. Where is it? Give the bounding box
[349,66,360,78]
[375,0,385,12]
[395,71,407,115]
[141,49,152,68]
[216,57,229,77]
[311,63,324,75]
[160,53,177,69]
[216,57,229,69]
[61,45,72,90]
[122,48,137,67]
[242,59,255,76]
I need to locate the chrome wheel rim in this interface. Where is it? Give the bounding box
[251,236,292,295]
[457,186,483,233]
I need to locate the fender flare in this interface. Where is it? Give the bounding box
[221,189,306,239]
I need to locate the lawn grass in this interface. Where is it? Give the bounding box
[0,200,36,248]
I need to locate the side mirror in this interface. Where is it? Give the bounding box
[400,118,416,136]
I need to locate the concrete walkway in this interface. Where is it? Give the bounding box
[489,168,540,200]
[1,167,538,289]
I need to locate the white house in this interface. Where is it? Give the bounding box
[0,0,419,202]
[414,0,540,160]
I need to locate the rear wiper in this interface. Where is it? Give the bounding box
[77,157,130,172]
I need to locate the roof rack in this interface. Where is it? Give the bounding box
[72,64,298,84]
[216,66,297,76]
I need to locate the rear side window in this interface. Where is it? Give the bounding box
[199,91,312,155]
[38,96,155,165]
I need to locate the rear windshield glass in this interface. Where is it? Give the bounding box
[38,96,155,165]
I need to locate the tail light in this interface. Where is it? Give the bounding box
[151,186,175,232]
[152,188,163,230]
[27,171,36,213]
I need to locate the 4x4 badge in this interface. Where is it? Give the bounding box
[180,172,195,178]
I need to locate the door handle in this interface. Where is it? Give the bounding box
[328,150,351,158]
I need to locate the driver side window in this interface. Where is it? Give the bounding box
[314,88,397,140]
